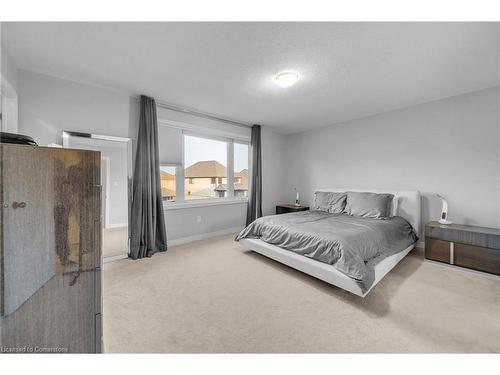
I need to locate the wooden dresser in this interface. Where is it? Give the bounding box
[425,221,500,275]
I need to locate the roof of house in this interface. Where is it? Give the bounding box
[185,160,227,178]
[235,169,248,178]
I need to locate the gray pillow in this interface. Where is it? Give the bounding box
[344,191,394,219]
[314,192,347,213]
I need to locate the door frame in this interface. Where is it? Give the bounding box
[101,156,111,229]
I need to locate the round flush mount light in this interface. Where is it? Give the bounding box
[274,71,300,88]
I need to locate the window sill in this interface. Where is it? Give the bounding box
[163,198,248,211]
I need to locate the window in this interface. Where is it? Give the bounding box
[184,135,227,200]
[159,165,176,202]
[234,143,249,198]
[157,123,250,207]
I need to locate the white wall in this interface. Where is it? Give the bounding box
[261,126,289,215]
[18,69,138,146]
[1,40,19,133]
[1,43,18,92]
[286,87,500,235]
[166,203,246,242]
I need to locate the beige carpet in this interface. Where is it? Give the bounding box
[103,233,500,353]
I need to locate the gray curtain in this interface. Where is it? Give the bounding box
[129,95,168,259]
[246,124,263,225]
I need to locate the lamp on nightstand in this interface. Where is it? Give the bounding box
[437,194,453,225]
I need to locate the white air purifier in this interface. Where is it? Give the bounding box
[437,194,453,225]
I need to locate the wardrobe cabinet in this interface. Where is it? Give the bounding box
[0,144,102,353]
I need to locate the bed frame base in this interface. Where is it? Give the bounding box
[239,238,414,297]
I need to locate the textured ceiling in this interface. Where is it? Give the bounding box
[3,22,499,133]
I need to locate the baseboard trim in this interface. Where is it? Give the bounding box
[105,223,128,229]
[103,253,128,263]
[101,227,243,263]
[416,240,425,250]
[168,226,244,247]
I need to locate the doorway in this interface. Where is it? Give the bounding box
[62,131,132,261]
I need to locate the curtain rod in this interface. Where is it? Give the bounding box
[135,96,252,129]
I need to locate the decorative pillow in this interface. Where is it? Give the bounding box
[344,191,394,219]
[314,191,331,211]
[327,193,348,214]
[314,192,347,213]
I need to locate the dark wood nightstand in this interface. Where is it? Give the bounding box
[276,204,310,215]
[425,221,500,275]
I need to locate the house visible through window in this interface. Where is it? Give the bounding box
[159,165,176,202]
[158,125,249,204]
[184,135,228,200]
[234,142,249,198]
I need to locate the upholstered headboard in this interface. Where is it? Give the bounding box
[313,188,422,236]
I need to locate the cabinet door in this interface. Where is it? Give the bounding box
[425,237,451,263]
[454,243,500,275]
[0,145,98,353]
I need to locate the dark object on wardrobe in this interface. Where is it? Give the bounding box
[0,132,37,146]
[0,143,102,353]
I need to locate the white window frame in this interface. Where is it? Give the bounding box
[159,164,181,204]
[159,126,250,210]
[233,139,251,199]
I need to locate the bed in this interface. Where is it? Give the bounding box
[236,188,421,297]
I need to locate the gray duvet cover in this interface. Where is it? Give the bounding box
[235,211,418,292]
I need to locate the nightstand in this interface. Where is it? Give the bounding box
[425,221,500,275]
[276,204,310,215]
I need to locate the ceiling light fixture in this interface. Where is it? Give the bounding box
[274,71,300,88]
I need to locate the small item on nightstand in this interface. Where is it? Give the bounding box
[437,194,453,225]
[294,188,300,206]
